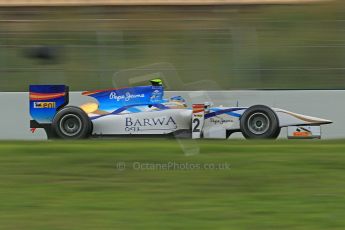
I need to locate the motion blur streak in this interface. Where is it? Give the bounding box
[0,0,331,6]
[0,140,345,229]
[0,1,343,91]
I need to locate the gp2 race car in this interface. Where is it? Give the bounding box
[29,79,332,140]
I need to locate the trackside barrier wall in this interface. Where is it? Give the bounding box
[0,90,343,140]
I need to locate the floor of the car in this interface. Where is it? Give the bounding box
[90,130,192,139]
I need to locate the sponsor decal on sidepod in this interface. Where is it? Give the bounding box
[209,118,233,125]
[125,116,177,132]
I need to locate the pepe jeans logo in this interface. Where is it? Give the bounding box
[125,116,177,132]
[33,102,56,109]
[109,91,145,102]
[209,118,232,125]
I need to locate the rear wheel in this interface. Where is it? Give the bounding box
[240,105,280,139]
[52,106,92,139]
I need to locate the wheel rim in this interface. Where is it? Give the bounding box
[247,112,270,135]
[59,114,82,137]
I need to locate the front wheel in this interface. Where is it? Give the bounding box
[52,106,92,139]
[240,105,280,139]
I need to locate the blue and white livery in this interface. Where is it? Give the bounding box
[29,80,332,139]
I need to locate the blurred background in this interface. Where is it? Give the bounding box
[0,0,343,91]
[1,4,345,229]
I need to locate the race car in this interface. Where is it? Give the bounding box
[29,79,332,139]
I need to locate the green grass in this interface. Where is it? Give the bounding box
[0,140,345,229]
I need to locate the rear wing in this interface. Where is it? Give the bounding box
[29,85,69,125]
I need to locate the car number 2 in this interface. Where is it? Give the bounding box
[192,118,201,132]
